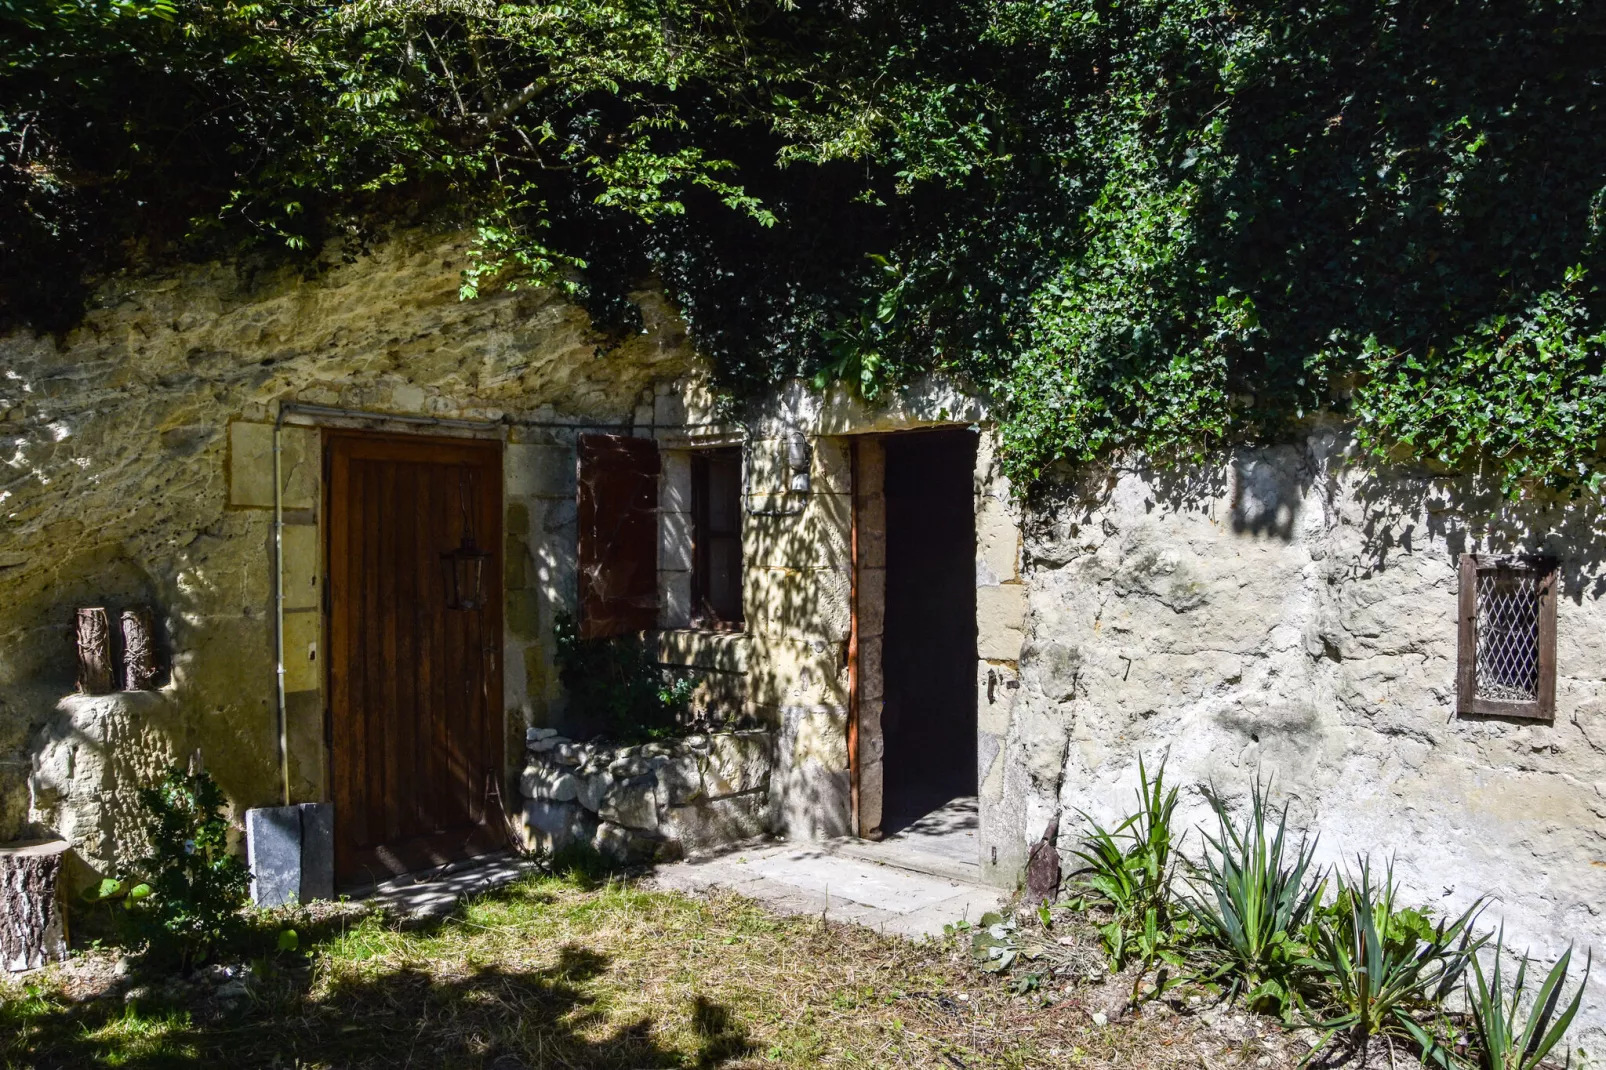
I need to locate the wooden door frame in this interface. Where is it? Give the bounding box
[322,427,506,886]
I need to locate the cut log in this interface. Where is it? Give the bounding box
[0,839,70,972]
[73,607,115,695]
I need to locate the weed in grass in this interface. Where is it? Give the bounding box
[1184,777,1324,1018]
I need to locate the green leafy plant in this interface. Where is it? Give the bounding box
[969,911,1042,975]
[1184,779,1324,1016]
[1067,752,1186,974]
[110,764,251,969]
[552,610,693,740]
[1456,929,1593,1070]
[1301,857,1485,1064]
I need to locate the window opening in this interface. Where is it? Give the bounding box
[1457,554,1557,720]
[691,448,744,628]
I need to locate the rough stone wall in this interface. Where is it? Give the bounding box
[998,425,1606,1055]
[0,230,696,870]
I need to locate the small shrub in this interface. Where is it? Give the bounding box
[1183,778,1324,1016]
[86,764,251,970]
[1302,857,1484,1063]
[1067,752,1187,974]
[1458,928,1592,1070]
[552,610,693,739]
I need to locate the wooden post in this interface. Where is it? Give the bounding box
[74,607,115,695]
[120,606,159,690]
[0,840,70,972]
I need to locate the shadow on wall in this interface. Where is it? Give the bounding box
[1031,427,1606,601]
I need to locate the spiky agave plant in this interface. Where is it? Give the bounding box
[1183,777,1324,1016]
[1068,751,1184,973]
[1457,928,1592,1070]
[1302,857,1485,1064]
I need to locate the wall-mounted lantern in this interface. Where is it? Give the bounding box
[440,468,492,612]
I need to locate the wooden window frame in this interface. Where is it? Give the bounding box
[690,447,745,631]
[1456,553,1558,721]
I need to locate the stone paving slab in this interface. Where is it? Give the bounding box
[647,842,1006,939]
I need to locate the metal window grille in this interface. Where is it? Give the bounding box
[1457,554,1557,720]
[1473,568,1539,701]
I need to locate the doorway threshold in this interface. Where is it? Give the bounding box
[827,796,982,885]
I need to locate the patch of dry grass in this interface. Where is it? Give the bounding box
[1,868,1309,1069]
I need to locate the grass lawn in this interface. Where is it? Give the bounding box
[1,866,1304,1069]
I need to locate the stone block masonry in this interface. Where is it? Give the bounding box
[520,727,774,862]
[0,228,699,875]
[1006,429,1606,1058]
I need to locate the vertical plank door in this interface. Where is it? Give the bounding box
[325,431,504,887]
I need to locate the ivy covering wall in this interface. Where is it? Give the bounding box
[4,0,1603,493]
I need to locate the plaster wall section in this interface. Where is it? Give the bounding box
[1005,427,1606,1057]
[0,230,697,872]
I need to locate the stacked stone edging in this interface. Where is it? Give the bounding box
[520,727,773,863]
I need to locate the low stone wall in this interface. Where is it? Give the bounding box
[520,727,772,863]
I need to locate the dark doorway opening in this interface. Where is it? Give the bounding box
[879,428,979,835]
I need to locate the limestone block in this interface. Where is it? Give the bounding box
[748,635,847,709]
[507,590,540,640]
[576,770,609,812]
[976,496,1022,585]
[229,422,316,510]
[592,820,672,864]
[505,442,575,499]
[523,799,598,854]
[704,730,772,798]
[975,583,1027,661]
[659,450,692,512]
[660,508,694,570]
[281,610,320,693]
[280,523,320,611]
[745,566,852,646]
[599,774,661,830]
[652,630,749,673]
[664,794,769,853]
[857,757,884,836]
[978,661,1020,734]
[788,707,850,771]
[520,760,581,803]
[659,754,704,805]
[745,491,851,570]
[813,436,852,494]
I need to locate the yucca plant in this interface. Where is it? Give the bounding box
[1302,857,1485,1064]
[1183,778,1324,1016]
[1455,928,1592,1070]
[1068,752,1185,973]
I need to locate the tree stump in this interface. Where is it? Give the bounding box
[1,839,70,972]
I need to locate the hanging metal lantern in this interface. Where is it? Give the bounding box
[441,468,492,611]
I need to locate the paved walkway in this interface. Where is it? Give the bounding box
[649,798,1006,939]
[361,797,1006,937]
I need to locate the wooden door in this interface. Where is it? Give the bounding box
[325,431,505,886]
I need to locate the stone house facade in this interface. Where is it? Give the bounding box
[0,233,1601,1051]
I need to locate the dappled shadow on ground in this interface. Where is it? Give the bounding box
[11,876,753,1070]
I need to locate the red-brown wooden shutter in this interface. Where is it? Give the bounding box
[577,434,661,637]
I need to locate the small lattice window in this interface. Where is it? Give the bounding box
[1457,554,1557,720]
